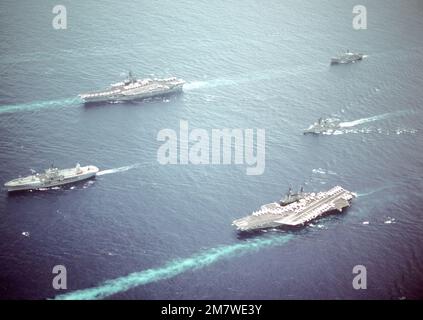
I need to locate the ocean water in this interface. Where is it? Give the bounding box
[1,0,423,300]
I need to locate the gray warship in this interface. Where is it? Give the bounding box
[4,164,99,192]
[303,117,341,135]
[232,186,355,231]
[79,71,185,103]
[331,51,364,64]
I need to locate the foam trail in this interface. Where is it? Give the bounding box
[357,186,392,197]
[184,73,284,92]
[55,234,293,300]
[184,65,325,92]
[339,111,406,128]
[184,79,237,91]
[96,164,140,176]
[0,97,82,115]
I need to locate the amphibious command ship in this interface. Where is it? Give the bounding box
[331,51,364,64]
[4,164,99,192]
[79,72,185,103]
[232,186,355,231]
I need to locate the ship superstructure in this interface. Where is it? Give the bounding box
[303,117,341,135]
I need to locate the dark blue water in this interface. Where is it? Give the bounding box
[1,0,423,299]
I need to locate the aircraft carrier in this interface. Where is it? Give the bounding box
[232,186,355,231]
[4,164,99,192]
[79,71,185,103]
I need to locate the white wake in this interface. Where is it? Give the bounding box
[96,164,140,176]
[339,113,392,128]
[339,110,414,129]
[184,79,237,91]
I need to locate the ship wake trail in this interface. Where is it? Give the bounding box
[357,185,394,198]
[339,111,408,128]
[184,65,325,93]
[96,164,141,176]
[0,97,82,115]
[184,79,237,91]
[54,234,293,300]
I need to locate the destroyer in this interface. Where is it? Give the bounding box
[232,186,355,231]
[79,71,185,103]
[303,117,341,135]
[4,164,99,192]
[331,51,364,64]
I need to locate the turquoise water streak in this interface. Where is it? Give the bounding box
[0,97,82,114]
[55,234,293,300]
[2,0,423,300]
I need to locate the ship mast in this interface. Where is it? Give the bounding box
[128,71,136,83]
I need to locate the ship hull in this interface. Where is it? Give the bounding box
[303,129,339,135]
[303,130,324,135]
[5,166,99,192]
[331,56,363,65]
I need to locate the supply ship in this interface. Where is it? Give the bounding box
[4,164,99,192]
